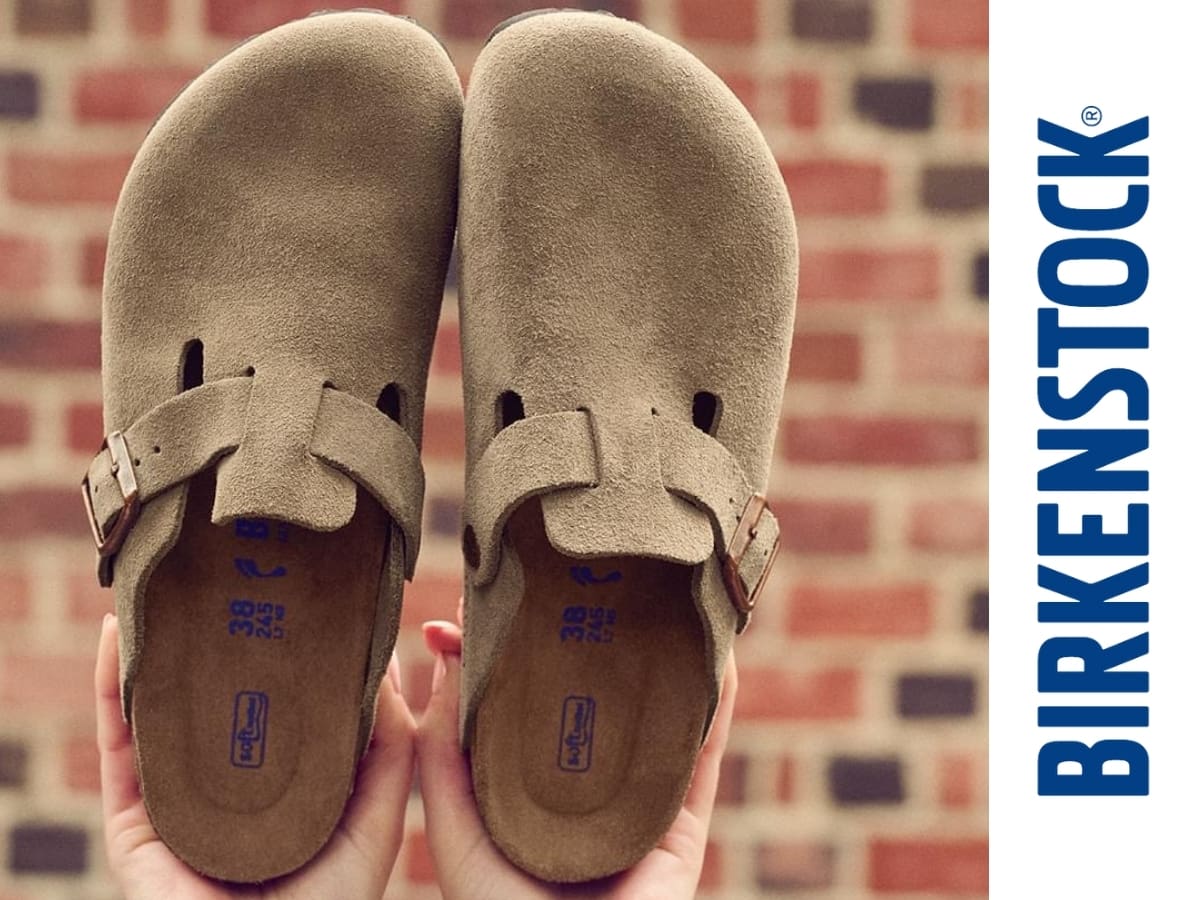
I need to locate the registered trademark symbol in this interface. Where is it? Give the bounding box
[1081,106,1102,126]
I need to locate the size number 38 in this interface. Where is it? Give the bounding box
[228,600,286,640]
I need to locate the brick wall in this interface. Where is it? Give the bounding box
[0,0,988,897]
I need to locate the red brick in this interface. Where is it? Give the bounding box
[908,499,988,553]
[800,248,940,303]
[756,840,834,890]
[64,736,100,792]
[68,571,112,623]
[399,574,460,631]
[784,416,978,465]
[776,755,799,803]
[0,235,48,294]
[0,654,96,711]
[938,752,974,809]
[774,499,871,555]
[0,570,31,621]
[678,0,757,44]
[431,322,461,376]
[0,402,31,447]
[715,752,747,806]
[699,841,722,890]
[81,236,106,288]
[897,328,988,385]
[0,488,88,538]
[66,402,103,454]
[716,71,758,117]
[0,321,100,369]
[736,667,859,720]
[128,0,169,36]
[405,830,436,883]
[785,73,820,129]
[781,160,886,216]
[956,80,988,131]
[789,332,860,382]
[8,152,132,205]
[205,0,404,37]
[911,0,988,50]
[75,67,198,123]
[869,838,988,893]
[787,583,932,637]
[420,406,464,459]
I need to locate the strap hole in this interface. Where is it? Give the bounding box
[462,525,480,568]
[245,366,256,377]
[376,383,406,426]
[496,390,525,432]
[133,458,141,467]
[692,391,722,435]
[152,445,161,454]
[180,339,204,391]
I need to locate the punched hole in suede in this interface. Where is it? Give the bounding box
[496,390,525,432]
[692,391,721,435]
[180,339,204,391]
[376,383,406,427]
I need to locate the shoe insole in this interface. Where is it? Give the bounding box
[133,468,388,882]
[471,499,709,882]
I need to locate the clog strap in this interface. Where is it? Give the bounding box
[83,376,424,585]
[463,409,778,627]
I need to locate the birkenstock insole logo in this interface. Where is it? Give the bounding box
[559,696,596,773]
[230,691,269,768]
[560,605,617,644]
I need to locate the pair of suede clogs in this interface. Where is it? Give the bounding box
[80,8,796,886]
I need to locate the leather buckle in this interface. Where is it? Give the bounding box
[81,430,141,588]
[722,492,779,617]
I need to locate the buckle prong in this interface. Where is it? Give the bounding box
[722,492,779,617]
[81,430,141,587]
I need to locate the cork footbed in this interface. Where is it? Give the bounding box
[471,500,709,881]
[133,469,388,882]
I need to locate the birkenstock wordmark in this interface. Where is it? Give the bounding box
[1034,114,1150,796]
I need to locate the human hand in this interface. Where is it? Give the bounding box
[95,613,416,900]
[415,610,738,900]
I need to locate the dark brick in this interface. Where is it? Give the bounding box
[854,76,934,130]
[898,673,976,718]
[0,72,39,120]
[16,0,91,34]
[0,321,100,369]
[921,163,988,212]
[8,823,88,874]
[973,250,988,300]
[792,0,872,42]
[715,752,748,806]
[426,496,462,538]
[0,740,28,787]
[969,588,988,633]
[828,756,903,805]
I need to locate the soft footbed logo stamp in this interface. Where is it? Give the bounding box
[230,691,270,769]
[558,695,596,773]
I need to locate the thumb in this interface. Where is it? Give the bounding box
[415,622,491,868]
[335,654,416,884]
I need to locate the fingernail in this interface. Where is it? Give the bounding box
[102,612,115,627]
[430,652,447,696]
[388,653,402,693]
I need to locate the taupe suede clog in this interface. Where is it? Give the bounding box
[457,11,797,883]
[80,12,460,882]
